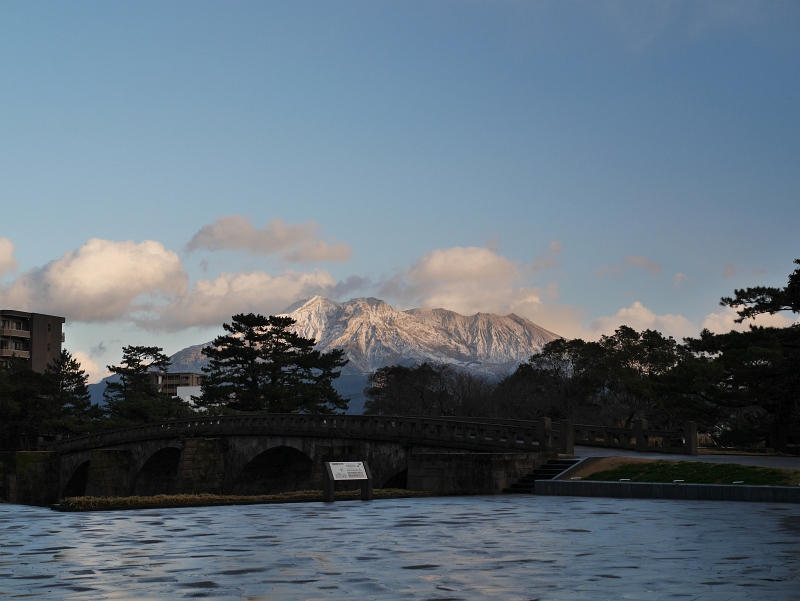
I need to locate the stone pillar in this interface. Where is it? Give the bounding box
[5,452,60,505]
[538,417,552,452]
[684,421,698,456]
[5,474,17,503]
[559,420,574,455]
[85,450,133,498]
[634,419,648,452]
[176,438,228,495]
[361,462,373,501]
[322,462,335,502]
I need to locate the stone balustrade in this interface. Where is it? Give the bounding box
[40,414,698,456]
[41,414,547,455]
[573,419,698,455]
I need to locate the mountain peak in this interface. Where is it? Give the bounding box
[282,297,561,374]
[170,296,561,377]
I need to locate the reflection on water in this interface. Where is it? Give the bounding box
[1,496,799,600]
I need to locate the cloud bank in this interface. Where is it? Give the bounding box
[186,215,352,263]
[73,350,109,384]
[595,255,662,278]
[0,238,19,279]
[0,238,186,321]
[589,301,696,340]
[3,233,796,356]
[0,236,349,332]
[380,244,565,317]
[701,306,800,334]
[376,243,589,337]
[145,269,338,331]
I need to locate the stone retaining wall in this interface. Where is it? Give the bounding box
[535,479,800,503]
[0,451,60,505]
[409,452,552,494]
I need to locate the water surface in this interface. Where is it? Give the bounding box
[2,496,798,600]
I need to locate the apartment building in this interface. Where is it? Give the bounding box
[148,372,204,397]
[0,310,65,373]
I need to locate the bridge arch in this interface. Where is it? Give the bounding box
[132,446,182,496]
[232,445,314,495]
[380,468,408,489]
[62,460,91,498]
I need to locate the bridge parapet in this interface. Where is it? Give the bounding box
[573,419,698,455]
[40,415,697,456]
[41,414,560,455]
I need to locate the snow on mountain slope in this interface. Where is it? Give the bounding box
[168,296,561,376]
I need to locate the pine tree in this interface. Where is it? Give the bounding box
[104,346,193,425]
[44,349,104,434]
[199,313,348,414]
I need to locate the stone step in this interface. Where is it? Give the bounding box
[505,458,582,493]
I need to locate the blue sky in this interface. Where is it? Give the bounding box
[1,1,798,381]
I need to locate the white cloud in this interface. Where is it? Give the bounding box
[594,255,662,278]
[530,240,563,272]
[701,306,799,334]
[378,244,578,334]
[0,238,187,322]
[408,246,518,284]
[0,238,19,279]
[672,272,690,287]
[589,301,696,340]
[142,269,338,331]
[593,264,625,278]
[624,256,661,274]
[72,350,109,385]
[381,246,527,315]
[186,215,352,263]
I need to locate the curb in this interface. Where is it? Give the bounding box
[534,479,800,503]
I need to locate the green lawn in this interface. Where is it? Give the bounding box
[585,460,799,486]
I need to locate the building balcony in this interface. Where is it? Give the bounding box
[0,349,30,359]
[0,328,30,338]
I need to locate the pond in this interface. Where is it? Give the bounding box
[1,495,798,600]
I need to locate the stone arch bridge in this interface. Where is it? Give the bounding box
[3,414,694,505]
[31,414,565,503]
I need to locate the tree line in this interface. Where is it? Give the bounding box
[0,315,348,450]
[2,259,797,452]
[365,260,800,453]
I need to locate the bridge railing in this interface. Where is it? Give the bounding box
[40,414,697,456]
[573,419,697,455]
[40,414,558,454]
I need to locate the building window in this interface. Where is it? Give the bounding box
[48,323,51,332]
[0,341,7,349]
[47,343,51,352]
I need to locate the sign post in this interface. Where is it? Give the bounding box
[323,461,373,502]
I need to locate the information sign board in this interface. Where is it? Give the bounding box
[329,461,368,481]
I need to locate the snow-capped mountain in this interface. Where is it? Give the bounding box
[169,296,561,375]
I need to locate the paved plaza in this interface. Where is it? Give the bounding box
[1,494,798,600]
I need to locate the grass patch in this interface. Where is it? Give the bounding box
[585,460,800,486]
[55,489,441,511]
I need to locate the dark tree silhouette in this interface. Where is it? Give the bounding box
[198,313,348,414]
[104,346,192,425]
[44,349,104,435]
[721,258,800,321]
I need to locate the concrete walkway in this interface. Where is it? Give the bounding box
[575,445,800,469]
